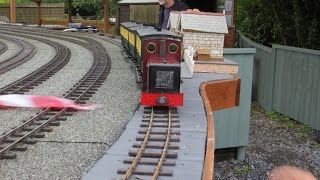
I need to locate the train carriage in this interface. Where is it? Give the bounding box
[119,22,140,51]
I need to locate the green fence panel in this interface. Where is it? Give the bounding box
[272,45,320,130]
[238,31,320,130]
[237,32,273,110]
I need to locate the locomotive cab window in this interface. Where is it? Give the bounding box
[168,43,178,54]
[146,43,156,53]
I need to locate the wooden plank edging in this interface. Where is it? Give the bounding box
[200,77,240,180]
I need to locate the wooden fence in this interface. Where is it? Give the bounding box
[0,3,64,24]
[238,31,320,130]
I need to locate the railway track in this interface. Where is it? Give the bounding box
[0,24,142,83]
[0,32,71,95]
[96,36,142,83]
[0,35,36,74]
[0,27,112,159]
[118,107,180,179]
[0,40,8,55]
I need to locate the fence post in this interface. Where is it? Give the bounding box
[269,45,277,111]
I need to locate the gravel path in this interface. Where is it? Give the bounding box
[0,142,105,180]
[0,37,20,62]
[0,33,140,180]
[214,102,320,179]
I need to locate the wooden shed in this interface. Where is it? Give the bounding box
[116,0,159,34]
[117,0,237,47]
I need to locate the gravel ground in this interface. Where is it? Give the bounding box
[0,32,140,180]
[0,37,20,62]
[214,102,320,179]
[0,142,105,180]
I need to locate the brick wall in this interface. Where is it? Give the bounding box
[182,32,224,57]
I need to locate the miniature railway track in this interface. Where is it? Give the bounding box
[0,35,36,74]
[118,107,180,179]
[0,31,71,95]
[90,35,142,83]
[0,24,141,82]
[0,40,8,55]
[0,27,111,159]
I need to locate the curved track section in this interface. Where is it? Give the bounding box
[0,40,8,55]
[0,32,71,95]
[0,26,112,159]
[0,24,141,83]
[0,35,36,74]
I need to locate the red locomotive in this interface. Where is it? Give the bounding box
[120,22,183,106]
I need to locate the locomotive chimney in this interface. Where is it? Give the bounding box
[156,26,162,31]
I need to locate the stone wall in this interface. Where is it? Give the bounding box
[182,32,225,57]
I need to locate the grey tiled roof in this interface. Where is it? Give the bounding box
[169,11,228,34]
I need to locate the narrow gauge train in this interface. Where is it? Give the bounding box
[120,22,183,106]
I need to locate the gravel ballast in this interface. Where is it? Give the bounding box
[0,142,106,180]
[214,103,320,179]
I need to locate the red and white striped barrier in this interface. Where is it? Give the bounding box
[0,94,96,110]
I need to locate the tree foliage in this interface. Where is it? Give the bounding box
[237,0,320,50]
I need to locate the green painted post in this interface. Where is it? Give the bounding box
[214,48,255,160]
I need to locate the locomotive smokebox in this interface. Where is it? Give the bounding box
[148,63,181,93]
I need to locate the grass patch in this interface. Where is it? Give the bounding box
[234,165,253,176]
[310,141,320,149]
[266,111,296,129]
[252,102,312,136]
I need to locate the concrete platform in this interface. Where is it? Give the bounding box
[82,73,234,180]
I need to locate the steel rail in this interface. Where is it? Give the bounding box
[0,31,70,95]
[0,34,36,74]
[122,107,155,180]
[152,108,172,180]
[0,40,8,54]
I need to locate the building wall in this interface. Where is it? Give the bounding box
[0,3,64,24]
[182,32,225,57]
[118,5,130,23]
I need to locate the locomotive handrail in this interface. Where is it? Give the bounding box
[200,77,240,180]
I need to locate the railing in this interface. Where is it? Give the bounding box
[200,78,240,179]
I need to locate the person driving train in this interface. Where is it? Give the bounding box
[159,0,189,29]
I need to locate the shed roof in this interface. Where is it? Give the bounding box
[118,0,158,5]
[169,10,228,34]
